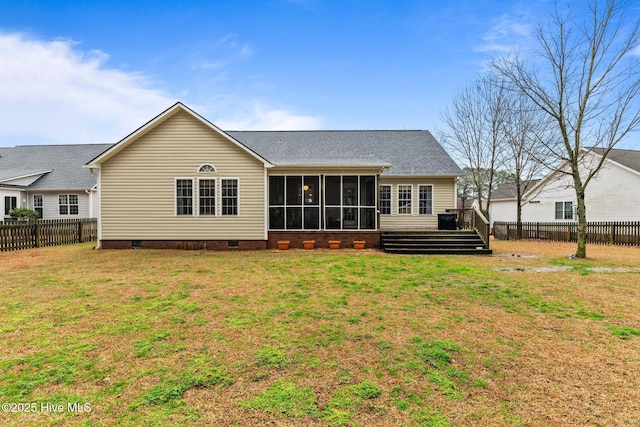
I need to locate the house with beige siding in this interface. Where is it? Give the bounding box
[0,144,110,222]
[85,102,464,249]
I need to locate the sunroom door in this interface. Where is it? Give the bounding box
[342,176,358,229]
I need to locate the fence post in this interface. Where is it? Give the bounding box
[35,222,41,248]
[610,223,615,245]
[78,220,84,243]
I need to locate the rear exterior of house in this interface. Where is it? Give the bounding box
[378,176,456,229]
[86,103,463,250]
[96,108,269,249]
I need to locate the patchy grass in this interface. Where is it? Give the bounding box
[0,240,639,426]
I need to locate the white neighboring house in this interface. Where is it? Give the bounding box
[0,144,111,221]
[490,148,640,226]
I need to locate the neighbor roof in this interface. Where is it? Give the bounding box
[228,130,461,176]
[589,147,640,174]
[0,144,111,190]
[492,180,541,200]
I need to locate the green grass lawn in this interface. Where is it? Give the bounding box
[1,241,639,426]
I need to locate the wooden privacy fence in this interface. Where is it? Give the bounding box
[0,218,97,251]
[493,221,640,246]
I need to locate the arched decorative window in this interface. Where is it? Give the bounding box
[198,164,216,173]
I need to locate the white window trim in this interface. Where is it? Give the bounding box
[397,184,413,215]
[379,184,392,215]
[58,193,80,216]
[197,163,217,173]
[175,177,194,217]
[197,177,217,216]
[4,195,17,217]
[554,200,574,220]
[33,194,43,218]
[220,177,240,217]
[418,184,434,216]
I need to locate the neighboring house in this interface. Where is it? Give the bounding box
[0,144,111,221]
[490,147,640,226]
[85,102,462,249]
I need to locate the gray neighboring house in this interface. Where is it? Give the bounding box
[0,144,111,221]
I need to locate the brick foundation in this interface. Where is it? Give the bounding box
[100,240,267,250]
[100,232,381,251]
[268,231,380,250]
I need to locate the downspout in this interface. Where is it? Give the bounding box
[84,189,93,218]
[264,167,269,242]
[88,167,101,249]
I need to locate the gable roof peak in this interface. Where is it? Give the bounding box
[85,101,273,168]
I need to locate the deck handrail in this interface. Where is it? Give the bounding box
[471,205,490,250]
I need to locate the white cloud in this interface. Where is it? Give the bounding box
[213,101,323,130]
[0,32,323,146]
[474,11,534,54]
[0,32,176,145]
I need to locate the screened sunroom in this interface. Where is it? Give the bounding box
[268,175,378,231]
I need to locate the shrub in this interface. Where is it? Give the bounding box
[8,208,39,221]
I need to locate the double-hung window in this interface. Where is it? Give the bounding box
[176,176,238,217]
[4,196,17,216]
[59,194,79,215]
[221,179,239,216]
[198,179,216,216]
[379,185,391,215]
[418,185,433,215]
[176,179,194,216]
[33,194,43,218]
[398,185,412,215]
[555,201,573,220]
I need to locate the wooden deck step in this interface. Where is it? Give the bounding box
[381,230,491,255]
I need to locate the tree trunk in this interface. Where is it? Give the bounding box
[575,189,587,258]
[515,180,522,240]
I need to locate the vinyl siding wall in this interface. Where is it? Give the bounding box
[379,176,456,229]
[2,190,94,220]
[489,152,640,224]
[100,110,267,240]
[26,191,93,219]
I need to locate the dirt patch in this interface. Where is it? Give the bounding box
[494,266,638,273]
[494,266,572,272]
[493,252,539,258]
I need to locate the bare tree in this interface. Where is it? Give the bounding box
[500,92,553,238]
[492,0,640,258]
[440,74,509,216]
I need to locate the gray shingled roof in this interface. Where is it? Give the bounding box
[492,180,541,200]
[2,130,460,191]
[0,144,112,190]
[589,147,640,173]
[228,130,461,176]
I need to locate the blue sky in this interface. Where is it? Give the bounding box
[0,0,624,146]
